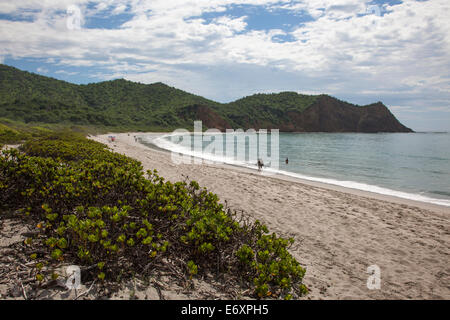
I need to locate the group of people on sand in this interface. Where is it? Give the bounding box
[126,133,138,142]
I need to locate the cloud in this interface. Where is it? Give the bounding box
[0,1,90,14]
[427,106,450,113]
[112,4,128,15]
[212,15,248,33]
[55,69,79,76]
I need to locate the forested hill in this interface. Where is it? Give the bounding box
[0,64,413,132]
[0,64,218,131]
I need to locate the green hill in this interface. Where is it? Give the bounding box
[0,64,218,130]
[219,92,319,129]
[0,64,412,132]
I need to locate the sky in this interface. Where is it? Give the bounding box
[0,0,449,131]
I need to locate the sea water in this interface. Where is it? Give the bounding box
[144,132,450,207]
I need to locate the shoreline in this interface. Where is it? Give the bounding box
[140,133,449,215]
[90,132,450,299]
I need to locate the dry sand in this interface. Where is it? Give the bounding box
[89,132,450,300]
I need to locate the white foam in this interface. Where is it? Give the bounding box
[263,168,450,207]
[147,134,450,208]
[150,133,249,167]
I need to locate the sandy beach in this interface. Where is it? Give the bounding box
[90,132,450,300]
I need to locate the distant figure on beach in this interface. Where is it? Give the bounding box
[257,159,264,172]
[285,157,289,165]
[134,136,137,142]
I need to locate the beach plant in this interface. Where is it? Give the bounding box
[0,132,307,299]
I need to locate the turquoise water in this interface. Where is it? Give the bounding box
[146,132,450,207]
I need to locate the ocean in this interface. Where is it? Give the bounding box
[142,132,450,207]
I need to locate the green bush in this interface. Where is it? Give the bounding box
[20,131,140,167]
[0,120,60,145]
[0,123,28,144]
[0,134,307,299]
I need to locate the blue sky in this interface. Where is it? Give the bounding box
[0,0,449,131]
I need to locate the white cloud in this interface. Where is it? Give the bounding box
[55,69,79,76]
[427,106,450,113]
[390,106,427,113]
[0,0,90,14]
[212,15,248,33]
[1,1,448,76]
[112,4,127,15]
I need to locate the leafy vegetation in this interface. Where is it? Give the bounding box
[1,64,412,133]
[0,64,219,131]
[0,131,307,299]
[0,118,54,145]
[220,92,318,128]
[0,117,100,147]
[0,64,318,131]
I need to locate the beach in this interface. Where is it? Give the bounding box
[90,133,450,300]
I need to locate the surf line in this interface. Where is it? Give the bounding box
[156,120,280,171]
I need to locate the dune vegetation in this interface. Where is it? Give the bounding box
[0,129,307,299]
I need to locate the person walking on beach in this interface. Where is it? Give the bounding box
[257,159,264,172]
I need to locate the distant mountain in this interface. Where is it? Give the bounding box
[0,64,413,132]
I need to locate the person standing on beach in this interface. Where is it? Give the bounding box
[257,159,264,172]
[285,157,289,165]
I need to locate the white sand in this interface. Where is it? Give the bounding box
[90,133,450,300]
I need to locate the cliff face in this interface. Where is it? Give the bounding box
[212,94,413,133]
[278,95,413,133]
[180,98,413,133]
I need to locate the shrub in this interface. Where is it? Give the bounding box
[0,133,307,299]
[0,123,29,144]
[20,131,140,168]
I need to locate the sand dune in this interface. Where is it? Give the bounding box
[90,133,450,300]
